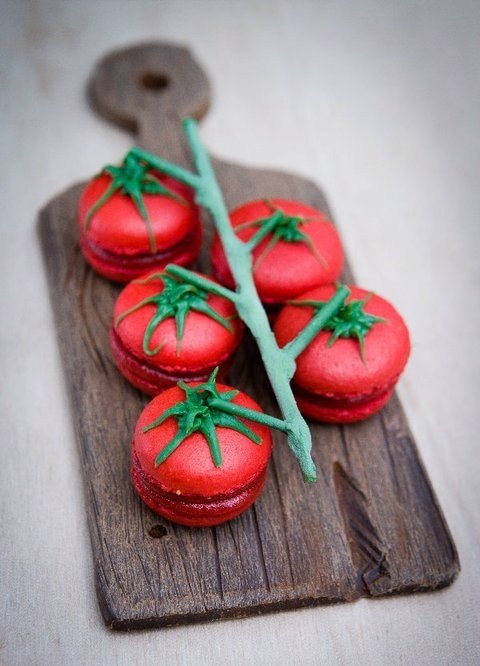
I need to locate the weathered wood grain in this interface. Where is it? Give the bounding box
[38,43,459,630]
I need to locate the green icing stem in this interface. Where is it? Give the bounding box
[208,398,291,434]
[84,181,118,229]
[284,285,350,359]
[129,119,349,483]
[165,264,239,303]
[244,211,284,250]
[129,148,200,190]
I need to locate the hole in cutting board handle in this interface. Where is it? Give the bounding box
[139,71,170,92]
[148,524,168,538]
[89,43,211,137]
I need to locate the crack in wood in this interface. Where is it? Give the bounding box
[333,462,390,594]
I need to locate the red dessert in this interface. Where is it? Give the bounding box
[132,371,273,526]
[274,285,411,423]
[111,270,243,395]
[210,198,344,306]
[78,153,201,282]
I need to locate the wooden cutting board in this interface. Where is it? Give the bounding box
[38,43,459,630]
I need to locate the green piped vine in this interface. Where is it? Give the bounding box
[290,292,386,362]
[237,200,327,271]
[84,153,186,253]
[117,119,351,482]
[143,368,289,467]
[115,272,234,356]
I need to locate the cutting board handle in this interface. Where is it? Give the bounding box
[89,42,211,158]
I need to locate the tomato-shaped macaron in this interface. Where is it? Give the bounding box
[110,270,244,395]
[78,152,202,282]
[132,369,273,526]
[274,285,411,423]
[210,199,344,306]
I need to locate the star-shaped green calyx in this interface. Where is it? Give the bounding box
[84,152,187,253]
[115,272,234,356]
[290,292,386,362]
[236,200,327,271]
[143,368,264,467]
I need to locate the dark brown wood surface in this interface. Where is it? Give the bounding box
[38,43,459,630]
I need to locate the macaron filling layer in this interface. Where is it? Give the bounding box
[110,326,234,394]
[294,381,397,423]
[80,224,201,275]
[294,377,398,408]
[131,449,267,526]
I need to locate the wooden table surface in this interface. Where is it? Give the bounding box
[1,1,479,664]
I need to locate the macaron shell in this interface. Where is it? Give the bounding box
[274,285,411,396]
[133,384,272,497]
[113,272,243,372]
[210,198,344,303]
[78,173,199,254]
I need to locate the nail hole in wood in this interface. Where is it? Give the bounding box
[148,524,168,538]
[139,71,170,92]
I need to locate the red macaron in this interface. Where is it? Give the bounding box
[110,270,244,395]
[210,198,344,306]
[78,154,201,282]
[274,285,411,423]
[132,373,273,527]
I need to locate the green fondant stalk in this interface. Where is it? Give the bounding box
[183,119,319,481]
[208,398,291,433]
[128,119,348,482]
[244,211,284,251]
[285,285,350,359]
[165,264,239,303]
[129,148,200,190]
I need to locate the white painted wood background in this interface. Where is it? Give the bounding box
[1,0,479,664]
